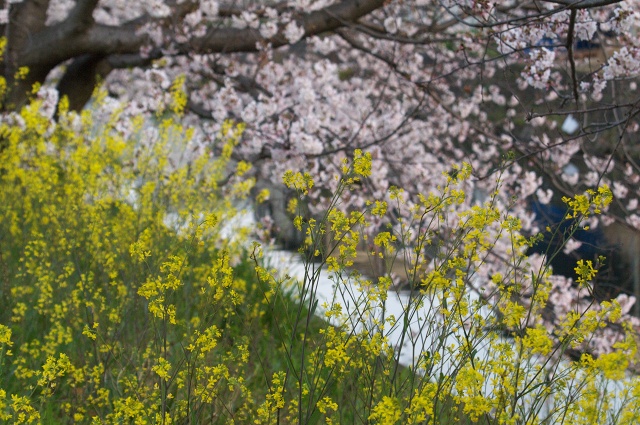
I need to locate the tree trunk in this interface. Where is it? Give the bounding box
[56,55,113,112]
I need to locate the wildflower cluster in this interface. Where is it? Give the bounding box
[1,83,639,425]
[266,152,640,425]
[0,93,265,423]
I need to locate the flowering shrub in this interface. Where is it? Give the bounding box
[0,92,639,424]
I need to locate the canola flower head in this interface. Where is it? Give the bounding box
[562,184,613,218]
[353,149,372,177]
[170,74,188,115]
[283,170,314,194]
[444,161,472,183]
[0,324,12,347]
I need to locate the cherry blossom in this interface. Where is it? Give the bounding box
[2,0,640,355]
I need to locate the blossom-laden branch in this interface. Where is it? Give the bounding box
[5,0,385,108]
[24,0,387,63]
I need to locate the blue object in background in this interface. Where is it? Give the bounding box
[524,36,558,55]
[527,200,627,299]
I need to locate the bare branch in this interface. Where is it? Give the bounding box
[567,8,579,105]
[540,0,623,9]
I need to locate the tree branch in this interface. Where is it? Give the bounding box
[189,0,386,53]
[21,21,145,67]
[51,0,376,111]
[21,0,385,68]
[7,0,51,65]
[540,0,622,9]
[8,0,50,35]
[67,0,101,29]
[567,8,579,105]
[22,0,103,66]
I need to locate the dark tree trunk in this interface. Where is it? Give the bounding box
[56,55,113,112]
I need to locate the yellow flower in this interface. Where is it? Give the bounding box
[520,326,553,356]
[0,324,12,346]
[369,396,401,424]
[283,170,314,194]
[353,149,372,177]
[152,357,171,380]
